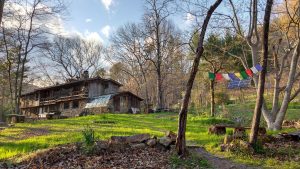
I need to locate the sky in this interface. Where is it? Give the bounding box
[62,0,191,44]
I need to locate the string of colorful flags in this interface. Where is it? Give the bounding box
[208,64,263,81]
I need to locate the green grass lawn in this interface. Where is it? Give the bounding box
[0,109,299,168]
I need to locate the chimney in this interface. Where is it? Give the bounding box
[83,70,89,79]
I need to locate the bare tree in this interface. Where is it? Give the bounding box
[225,0,300,130]
[42,35,104,81]
[143,0,175,109]
[1,0,66,114]
[109,23,151,112]
[176,0,223,157]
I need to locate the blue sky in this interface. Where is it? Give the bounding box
[63,0,148,43]
[62,0,191,44]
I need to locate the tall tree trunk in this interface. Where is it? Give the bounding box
[271,42,300,130]
[210,79,215,117]
[0,0,4,24]
[176,0,223,157]
[14,48,22,114]
[249,0,273,145]
[141,69,150,113]
[156,69,164,109]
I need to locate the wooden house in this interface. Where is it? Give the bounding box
[20,72,143,117]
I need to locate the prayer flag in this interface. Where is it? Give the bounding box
[228,73,239,81]
[222,74,231,80]
[208,72,215,80]
[250,66,258,74]
[240,71,248,79]
[234,73,242,80]
[246,69,253,77]
[255,64,263,71]
[216,73,223,81]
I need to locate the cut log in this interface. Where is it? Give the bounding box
[233,127,246,138]
[208,125,226,135]
[279,131,300,141]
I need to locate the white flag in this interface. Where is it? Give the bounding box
[222,74,231,80]
[250,67,258,74]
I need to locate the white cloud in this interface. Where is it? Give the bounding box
[101,25,111,38]
[84,30,104,42]
[101,0,113,10]
[185,13,195,25]
[85,18,92,23]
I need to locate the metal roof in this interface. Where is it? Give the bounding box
[85,94,113,108]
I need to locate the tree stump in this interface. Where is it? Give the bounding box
[233,127,246,138]
[258,127,267,135]
[208,125,226,135]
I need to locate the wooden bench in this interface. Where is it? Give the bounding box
[208,124,266,135]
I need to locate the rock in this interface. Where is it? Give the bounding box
[95,141,109,150]
[224,135,234,144]
[110,136,127,143]
[165,131,177,142]
[110,134,150,144]
[295,121,300,129]
[239,140,254,154]
[208,125,226,135]
[159,136,173,147]
[146,139,157,147]
[220,144,227,152]
[155,142,168,151]
[239,140,250,148]
[131,143,146,149]
[127,134,150,143]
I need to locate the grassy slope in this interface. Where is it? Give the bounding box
[0,109,299,168]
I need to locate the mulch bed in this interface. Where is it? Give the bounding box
[260,137,300,162]
[2,142,173,169]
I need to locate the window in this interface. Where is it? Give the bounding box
[72,100,79,109]
[104,83,109,89]
[64,102,69,109]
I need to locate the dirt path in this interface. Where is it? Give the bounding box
[194,147,260,169]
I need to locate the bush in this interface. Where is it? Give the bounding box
[215,92,230,105]
[81,125,96,154]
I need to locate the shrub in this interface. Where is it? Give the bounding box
[81,125,96,154]
[215,92,230,105]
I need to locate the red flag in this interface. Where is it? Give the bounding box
[246,69,253,77]
[216,73,223,81]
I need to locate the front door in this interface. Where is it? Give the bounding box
[114,96,120,112]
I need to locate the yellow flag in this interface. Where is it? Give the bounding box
[234,73,242,80]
